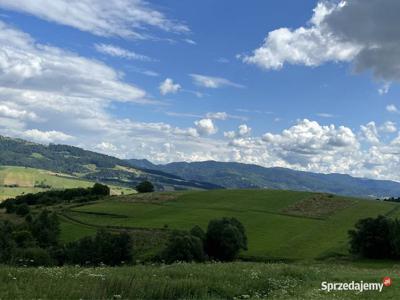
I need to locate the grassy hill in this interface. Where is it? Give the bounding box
[0,166,134,201]
[128,160,400,198]
[0,135,222,192]
[60,189,400,261]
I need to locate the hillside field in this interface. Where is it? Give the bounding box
[62,190,400,261]
[0,166,134,201]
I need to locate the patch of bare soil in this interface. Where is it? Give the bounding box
[281,194,353,219]
[117,192,178,204]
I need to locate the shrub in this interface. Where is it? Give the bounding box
[162,231,205,263]
[12,230,36,248]
[349,215,393,259]
[15,204,30,216]
[30,210,60,248]
[92,183,110,196]
[65,230,133,266]
[205,218,247,261]
[13,247,53,266]
[190,225,206,242]
[136,181,154,193]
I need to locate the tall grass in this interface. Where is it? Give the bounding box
[0,262,398,299]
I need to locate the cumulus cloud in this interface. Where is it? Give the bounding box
[94,43,152,61]
[0,104,38,121]
[225,124,252,139]
[243,0,400,83]
[387,104,399,113]
[194,118,217,135]
[0,0,189,39]
[23,129,73,143]
[242,2,360,70]
[190,74,244,89]
[360,122,380,144]
[380,121,397,133]
[159,78,181,95]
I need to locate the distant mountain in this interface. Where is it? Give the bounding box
[0,136,222,191]
[127,159,400,198]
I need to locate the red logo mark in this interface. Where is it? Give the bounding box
[383,276,392,287]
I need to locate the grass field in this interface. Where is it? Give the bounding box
[0,166,135,201]
[64,190,399,260]
[0,262,398,299]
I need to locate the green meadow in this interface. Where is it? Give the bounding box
[64,190,399,260]
[0,166,134,201]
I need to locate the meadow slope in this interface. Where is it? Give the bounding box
[0,166,133,201]
[63,190,400,260]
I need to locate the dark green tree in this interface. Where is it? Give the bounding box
[162,231,205,263]
[15,204,30,216]
[30,210,60,248]
[190,225,206,242]
[91,183,110,196]
[349,215,393,259]
[205,217,247,261]
[0,221,16,263]
[136,180,154,193]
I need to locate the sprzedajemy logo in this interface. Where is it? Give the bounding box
[320,277,392,293]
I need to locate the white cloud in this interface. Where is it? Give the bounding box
[238,124,252,137]
[0,104,38,121]
[159,78,181,95]
[23,129,73,143]
[242,2,360,70]
[206,112,228,120]
[360,122,380,144]
[380,121,397,133]
[190,74,244,89]
[378,82,391,95]
[387,104,399,113]
[184,39,196,45]
[224,124,252,139]
[194,118,217,136]
[243,0,400,83]
[94,43,152,61]
[0,0,189,39]
[316,113,335,118]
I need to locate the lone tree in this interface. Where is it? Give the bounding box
[136,180,154,193]
[349,215,393,259]
[205,217,247,261]
[91,183,110,196]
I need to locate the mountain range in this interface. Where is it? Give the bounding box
[127,159,400,198]
[1,134,400,197]
[0,136,221,191]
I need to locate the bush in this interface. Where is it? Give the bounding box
[162,231,205,263]
[349,215,393,259]
[65,230,133,266]
[190,225,206,242]
[92,183,110,196]
[31,210,60,248]
[205,218,247,261]
[13,247,53,266]
[15,204,30,216]
[136,181,154,193]
[12,230,36,248]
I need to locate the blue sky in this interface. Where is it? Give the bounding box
[0,0,400,181]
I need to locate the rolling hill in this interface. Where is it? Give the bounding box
[0,166,133,201]
[61,189,400,260]
[128,159,400,198]
[0,136,222,194]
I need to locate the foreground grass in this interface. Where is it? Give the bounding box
[0,262,398,299]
